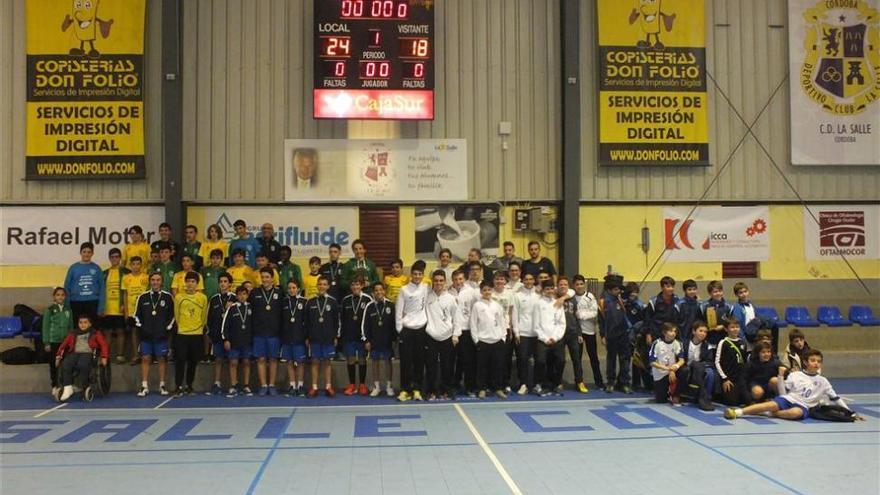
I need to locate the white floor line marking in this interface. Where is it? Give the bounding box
[453,403,523,495]
[153,397,175,410]
[33,403,67,418]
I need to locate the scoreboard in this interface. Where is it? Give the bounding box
[313,0,435,120]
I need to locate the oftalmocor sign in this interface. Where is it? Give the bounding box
[0,206,164,265]
[198,206,359,258]
[803,205,879,260]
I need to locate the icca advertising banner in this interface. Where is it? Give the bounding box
[664,206,770,262]
[25,0,147,179]
[197,206,359,258]
[0,206,164,265]
[788,0,879,165]
[597,0,709,165]
[803,205,880,260]
[284,139,468,201]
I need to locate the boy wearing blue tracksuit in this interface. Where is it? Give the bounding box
[677,279,702,343]
[700,280,733,349]
[683,321,716,411]
[207,273,236,395]
[64,242,106,321]
[221,286,254,397]
[730,282,779,353]
[281,280,308,396]
[250,267,284,396]
[599,275,632,394]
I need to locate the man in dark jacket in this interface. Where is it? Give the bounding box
[599,274,631,394]
[134,272,175,397]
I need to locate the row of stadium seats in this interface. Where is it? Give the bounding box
[757,305,880,328]
[2,305,879,339]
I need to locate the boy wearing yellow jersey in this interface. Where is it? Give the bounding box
[123,225,152,270]
[173,272,208,396]
[122,257,150,365]
[227,249,256,289]
[302,256,322,299]
[383,258,409,303]
[103,248,130,364]
[255,252,280,287]
[171,253,205,296]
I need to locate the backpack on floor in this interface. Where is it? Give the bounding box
[0,346,36,365]
[809,404,857,422]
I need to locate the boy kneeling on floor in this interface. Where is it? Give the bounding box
[55,314,109,401]
[725,349,863,421]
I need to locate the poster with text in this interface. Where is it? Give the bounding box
[803,205,880,260]
[198,206,359,258]
[664,206,770,262]
[414,205,500,263]
[284,139,467,201]
[788,0,879,165]
[598,0,709,165]
[0,206,163,265]
[25,0,146,180]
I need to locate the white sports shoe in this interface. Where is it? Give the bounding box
[137,387,149,397]
[369,387,381,397]
[385,386,395,397]
[60,385,74,401]
[517,384,528,396]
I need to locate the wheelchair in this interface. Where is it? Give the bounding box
[53,350,112,402]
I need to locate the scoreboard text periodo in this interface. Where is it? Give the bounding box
[313,0,435,120]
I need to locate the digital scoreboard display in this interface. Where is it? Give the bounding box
[313,0,435,120]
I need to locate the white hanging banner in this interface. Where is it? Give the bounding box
[284,139,468,202]
[788,0,880,165]
[663,206,770,262]
[0,206,164,265]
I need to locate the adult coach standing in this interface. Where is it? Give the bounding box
[64,242,105,321]
[258,223,283,265]
[521,241,557,283]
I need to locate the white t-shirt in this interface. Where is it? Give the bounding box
[650,338,683,381]
[782,371,841,410]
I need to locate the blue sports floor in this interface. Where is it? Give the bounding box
[2,378,879,495]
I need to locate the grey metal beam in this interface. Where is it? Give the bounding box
[162,0,183,234]
[560,0,581,276]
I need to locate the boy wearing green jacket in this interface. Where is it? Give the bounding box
[43,287,73,398]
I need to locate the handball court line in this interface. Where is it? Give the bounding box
[32,403,67,418]
[153,397,175,410]
[453,403,523,495]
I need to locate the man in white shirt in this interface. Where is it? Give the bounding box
[574,275,605,390]
[453,265,481,396]
[505,262,523,293]
[511,273,539,395]
[532,280,566,396]
[470,281,509,399]
[491,271,515,394]
[395,260,429,402]
[424,270,459,400]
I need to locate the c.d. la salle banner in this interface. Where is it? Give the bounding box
[597,0,709,166]
[25,0,146,180]
[788,0,879,165]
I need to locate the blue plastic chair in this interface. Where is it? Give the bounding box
[816,306,851,327]
[784,306,820,327]
[0,316,23,338]
[756,306,787,327]
[849,305,880,326]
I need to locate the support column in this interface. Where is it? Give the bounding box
[162,0,184,233]
[560,0,581,275]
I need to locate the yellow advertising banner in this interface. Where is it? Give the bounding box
[25,0,146,180]
[597,0,709,165]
